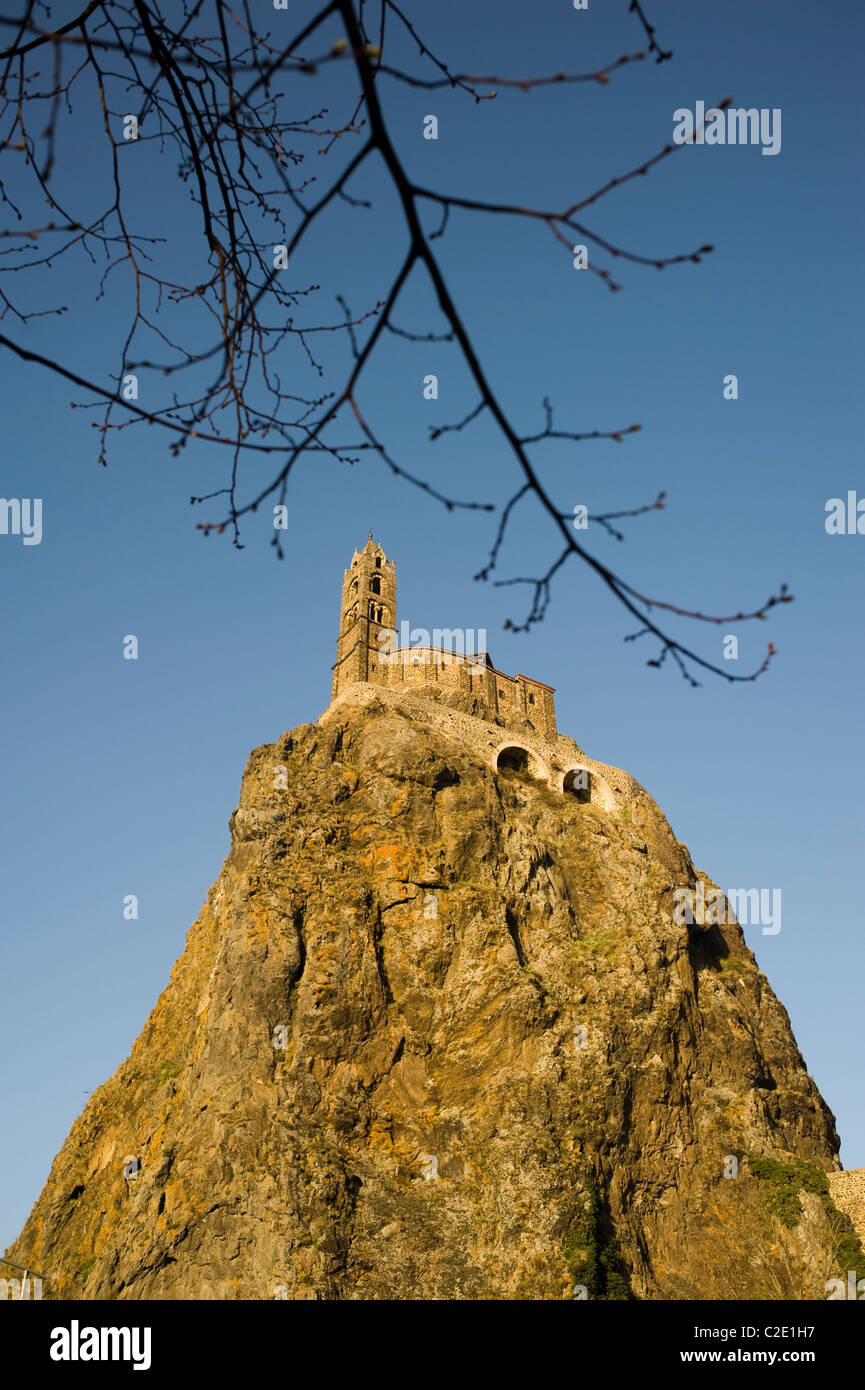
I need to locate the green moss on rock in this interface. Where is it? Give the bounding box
[563,1177,631,1300]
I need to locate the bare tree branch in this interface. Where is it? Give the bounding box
[0,0,789,684]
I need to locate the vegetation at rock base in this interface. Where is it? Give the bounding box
[747,1155,865,1274]
[563,1177,631,1300]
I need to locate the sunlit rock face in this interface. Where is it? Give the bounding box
[7,705,849,1301]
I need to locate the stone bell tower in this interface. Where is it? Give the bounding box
[331,535,396,700]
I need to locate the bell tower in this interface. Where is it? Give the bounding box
[331,535,396,700]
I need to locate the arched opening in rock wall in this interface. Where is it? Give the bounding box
[563,767,591,803]
[494,742,550,783]
[495,745,549,784]
[497,746,529,773]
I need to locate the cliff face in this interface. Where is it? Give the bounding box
[7,702,853,1300]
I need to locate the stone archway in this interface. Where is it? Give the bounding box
[494,743,548,782]
[559,765,618,811]
[563,766,591,803]
[497,745,528,772]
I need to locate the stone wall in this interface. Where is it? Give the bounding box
[319,680,666,823]
[828,1169,865,1247]
[369,648,554,739]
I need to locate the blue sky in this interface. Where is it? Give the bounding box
[1,0,863,1249]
